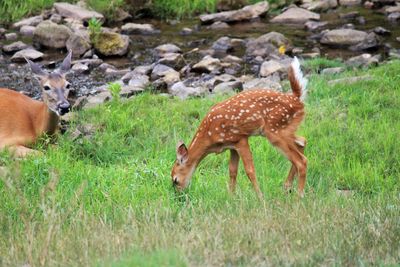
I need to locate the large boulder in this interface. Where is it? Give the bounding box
[11,48,44,62]
[270,7,320,23]
[94,32,129,56]
[246,32,291,58]
[33,20,72,48]
[200,1,269,24]
[54,2,104,22]
[320,29,368,46]
[66,31,91,57]
[12,15,43,29]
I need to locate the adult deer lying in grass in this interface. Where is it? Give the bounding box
[171,57,308,198]
[0,51,72,157]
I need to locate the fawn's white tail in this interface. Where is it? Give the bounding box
[289,57,308,101]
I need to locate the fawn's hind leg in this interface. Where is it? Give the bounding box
[229,149,240,193]
[284,136,307,192]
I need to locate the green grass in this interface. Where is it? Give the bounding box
[0,60,400,266]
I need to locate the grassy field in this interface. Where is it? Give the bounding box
[0,60,400,266]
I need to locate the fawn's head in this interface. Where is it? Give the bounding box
[26,51,72,116]
[171,141,194,190]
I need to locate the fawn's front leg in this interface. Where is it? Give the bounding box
[235,138,263,199]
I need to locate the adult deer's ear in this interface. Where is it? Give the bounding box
[25,58,46,78]
[176,141,188,164]
[58,50,72,74]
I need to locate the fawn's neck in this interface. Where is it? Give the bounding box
[187,131,212,171]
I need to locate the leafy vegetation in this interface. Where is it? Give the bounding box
[0,60,399,266]
[88,17,103,44]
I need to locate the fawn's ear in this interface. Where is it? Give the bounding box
[176,141,188,164]
[58,50,72,74]
[26,58,47,78]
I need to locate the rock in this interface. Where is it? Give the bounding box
[373,26,391,36]
[50,14,63,24]
[357,16,366,24]
[328,75,372,85]
[5,33,18,41]
[11,48,44,62]
[113,8,132,22]
[222,55,244,64]
[213,81,243,94]
[121,23,160,35]
[212,36,234,54]
[83,91,112,109]
[54,2,104,22]
[12,15,43,29]
[270,7,320,23]
[387,12,400,21]
[72,58,103,68]
[345,53,380,67]
[119,85,144,98]
[246,32,290,58]
[243,78,282,91]
[339,11,359,19]
[151,64,180,86]
[157,53,185,69]
[180,27,194,35]
[305,20,328,31]
[192,56,222,73]
[385,5,400,13]
[155,43,181,57]
[2,41,29,53]
[301,52,321,59]
[259,60,286,77]
[66,31,91,57]
[200,1,269,23]
[105,68,130,76]
[302,0,338,11]
[320,29,368,46]
[0,28,6,36]
[94,32,129,56]
[169,82,206,99]
[71,62,89,73]
[321,67,345,75]
[397,37,400,42]
[207,21,230,30]
[388,49,400,59]
[339,0,362,5]
[33,21,72,48]
[349,33,379,51]
[20,25,36,37]
[128,74,150,88]
[132,65,153,76]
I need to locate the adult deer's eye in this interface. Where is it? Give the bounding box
[44,85,51,91]
[65,83,71,89]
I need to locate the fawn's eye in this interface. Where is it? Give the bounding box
[43,85,51,91]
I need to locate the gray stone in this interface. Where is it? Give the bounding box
[169,82,206,99]
[373,26,391,35]
[128,74,150,88]
[349,32,379,51]
[222,55,244,64]
[192,56,222,73]
[121,23,160,35]
[385,5,400,13]
[5,33,18,41]
[151,64,180,86]
[388,12,400,21]
[321,67,345,75]
[320,29,368,46]
[213,81,243,94]
[155,43,181,57]
[120,85,144,98]
[12,15,43,29]
[2,41,29,53]
[302,0,338,11]
[54,2,104,22]
[212,36,233,53]
[328,75,372,85]
[20,25,36,37]
[50,14,63,24]
[34,20,72,48]
[243,78,282,91]
[339,0,362,5]
[246,32,290,58]
[397,37,400,42]
[339,11,359,19]
[180,27,194,35]
[105,68,131,76]
[345,53,380,67]
[270,7,320,23]
[200,1,269,23]
[72,58,103,68]
[83,91,112,109]
[71,62,89,73]
[207,21,230,30]
[66,31,91,57]
[305,20,328,31]
[157,53,185,69]
[11,48,44,62]
[259,60,286,77]
[133,65,153,75]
